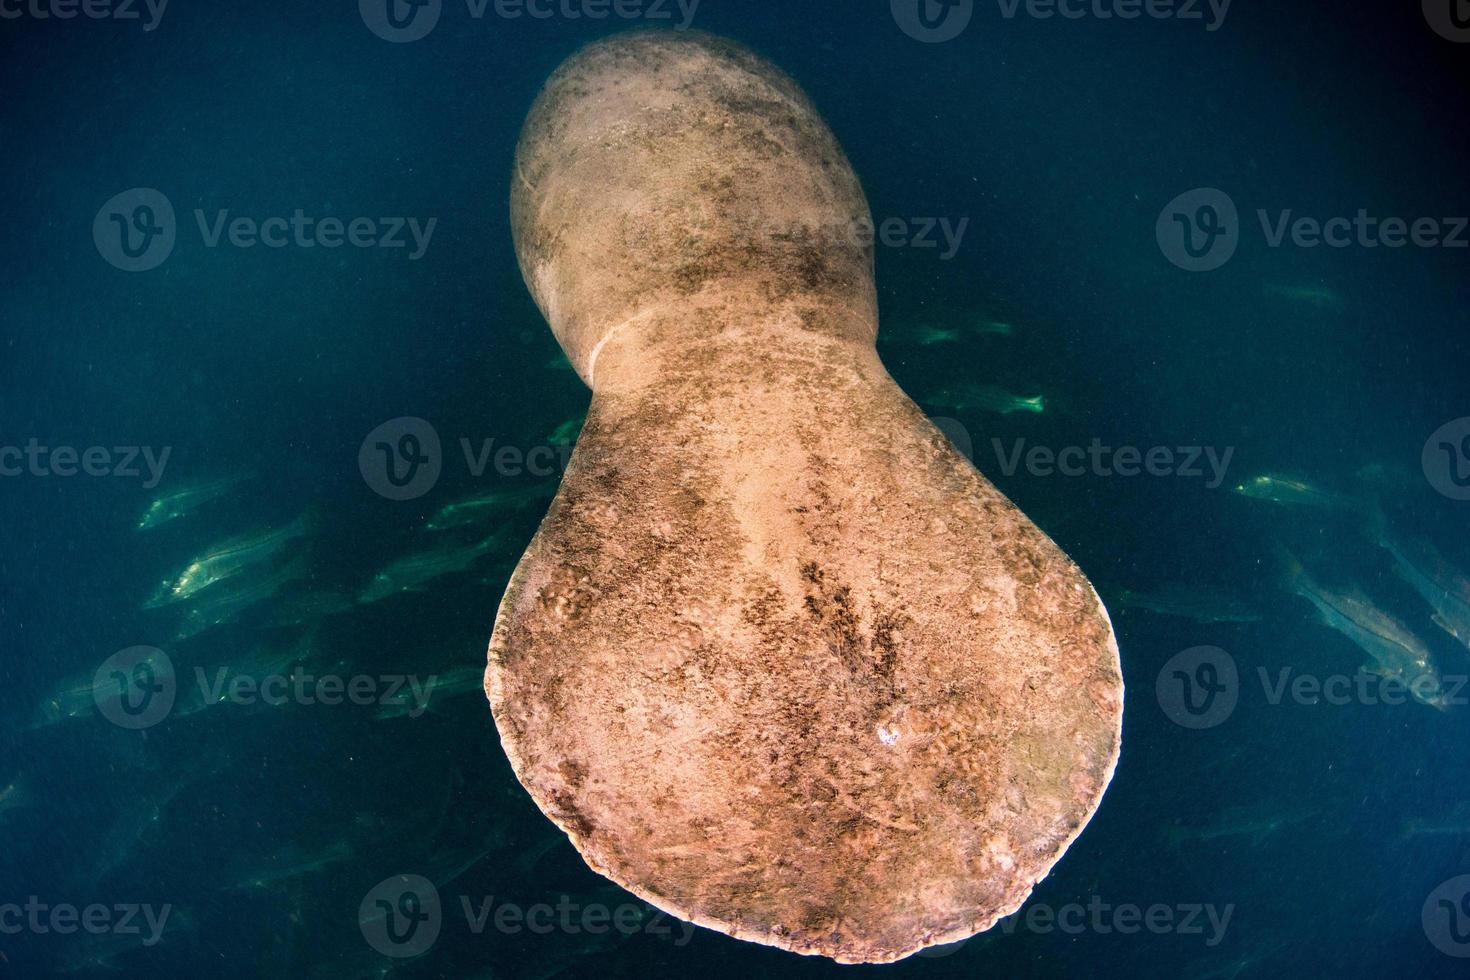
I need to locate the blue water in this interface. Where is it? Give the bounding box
[2,2,1468,977]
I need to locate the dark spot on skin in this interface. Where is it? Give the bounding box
[550,788,596,841]
[559,759,587,790]
[871,611,903,682]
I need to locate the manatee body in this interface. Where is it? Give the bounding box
[487,30,1123,963]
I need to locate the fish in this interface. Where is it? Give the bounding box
[28,675,100,730]
[374,664,485,721]
[1263,282,1344,310]
[174,552,314,640]
[170,680,235,720]
[900,320,1015,347]
[1402,802,1470,838]
[1165,802,1317,848]
[258,589,354,629]
[53,908,193,974]
[912,325,958,345]
[183,629,328,716]
[1280,549,1452,711]
[422,837,503,889]
[1355,462,1419,494]
[922,383,1045,416]
[29,646,175,730]
[546,354,576,372]
[227,839,354,891]
[358,533,508,604]
[1116,586,1261,624]
[137,474,246,530]
[147,511,315,607]
[1183,937,1289,980]
[87,788,186,887]
[1233,474,1359,511]
[306,949,401,980]
[547,416,586,444]
[1366,507,1470,650]
[425,484,556,532]
[84,755,233,889]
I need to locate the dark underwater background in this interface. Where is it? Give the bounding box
[2,1,1468,977]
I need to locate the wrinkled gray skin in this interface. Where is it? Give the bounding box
[488,29,1123,964]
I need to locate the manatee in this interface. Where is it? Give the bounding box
[486,29,1123,963]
